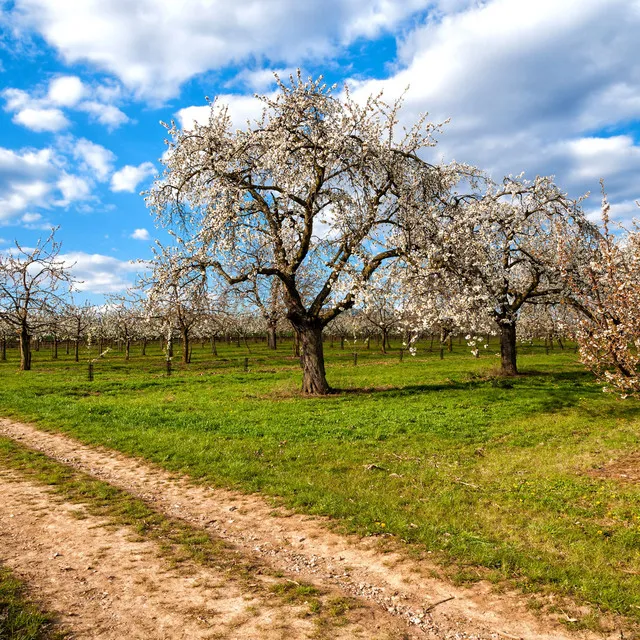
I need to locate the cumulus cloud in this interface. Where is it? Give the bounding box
[10,0,431,99]
[231,67,295,91]
[110,162,156,192]
[47,75,84,107]
[2,75,129,131]
[346,0,640,217]
[0,147,57,222]
[57,173,92,205]
[60,251,142,294]
[70,138,116,182]
[177,93,270,131]
[77,101,129,129]
[12,107,70,132]
[130,228,150,240]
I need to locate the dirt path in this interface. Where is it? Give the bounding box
[0,418,619,639]
[0,469,322,639]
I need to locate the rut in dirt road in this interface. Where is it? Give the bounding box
[0,467,411,640]
[0,418,620,640]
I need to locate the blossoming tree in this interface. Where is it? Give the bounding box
[147,74,454,394]
[0,229,74,370]
[406,174,593,375]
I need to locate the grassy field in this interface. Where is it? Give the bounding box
[0,336,639,628]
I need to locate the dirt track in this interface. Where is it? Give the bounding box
[0,418,623,639]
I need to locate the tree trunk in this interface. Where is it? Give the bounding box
[74,340,80,363]
[66,339,70,355]
[499,321,518,376]
[182,328,190,363]
[381,330,388,354]
[125,338,131,361]
[211,335,217,356]
[19,326,31,371]
[296,323,330,395]
[142,337,147,356]
[52,337,58,360]
[267,324,278,350]
[1,337,6,361]
[292,331,301,357]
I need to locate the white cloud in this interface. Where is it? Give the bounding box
[70,138,116,182]
[110,162,156,192]
[60,251,142,294]
[2,88,31,111]
[131,228,150,240]
[77,100,129,129]
[47,75,84,107]
[177,93,269,131]
[20,212,42,223]
[13,107,70,132]
[2,77,129,132]
[0,147,57,223]
[57,173,92,205]
[346,0,640,218]
[232,67,295,91]
[11,0,431,99]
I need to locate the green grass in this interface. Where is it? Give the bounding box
[1,337,639,629]
[0,564,64,640]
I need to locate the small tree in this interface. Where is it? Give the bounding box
[0,229,74,370]
[63,301,97,362]
[148,74,454,394]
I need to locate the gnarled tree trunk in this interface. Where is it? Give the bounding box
[499,320,518,376]
[291,319,330,394]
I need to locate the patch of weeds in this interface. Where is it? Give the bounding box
[0,564,66,639]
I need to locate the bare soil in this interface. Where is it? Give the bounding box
[0,418,624,639]
[0,470,322,639]
[588,452,640,484]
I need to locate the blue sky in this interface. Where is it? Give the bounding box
[1,0,639,300]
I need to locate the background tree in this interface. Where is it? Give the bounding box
[0,229,74,370]
[145,246,210,364]
[63,301,97,362]
[564,192,640,396]
[407,174,593,375]
[148,74,454,394]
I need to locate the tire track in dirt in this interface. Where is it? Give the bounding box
[0,469,320,639]
[0,418,617,640]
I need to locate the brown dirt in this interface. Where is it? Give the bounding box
[0,469,320,639]
[588,452,640,484]
[0,418,623,639]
